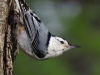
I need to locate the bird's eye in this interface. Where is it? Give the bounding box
[60,41,64,44]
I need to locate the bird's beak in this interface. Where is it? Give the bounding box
[70,45,81,49]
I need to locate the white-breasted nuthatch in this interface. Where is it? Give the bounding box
[15,0,80,60]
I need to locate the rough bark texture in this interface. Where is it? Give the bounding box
[0,0,18,75]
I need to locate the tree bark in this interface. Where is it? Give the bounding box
[0,0,18,75]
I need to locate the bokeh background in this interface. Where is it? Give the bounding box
[14,0,100,75]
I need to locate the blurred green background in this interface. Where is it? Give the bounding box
[14,0,100,75]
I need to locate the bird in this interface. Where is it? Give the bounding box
[15,0,80,60]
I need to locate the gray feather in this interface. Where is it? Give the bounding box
[18,0,51,58]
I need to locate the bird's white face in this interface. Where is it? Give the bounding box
[45,36,71,58]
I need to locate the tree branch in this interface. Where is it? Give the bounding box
[0,0,18,75]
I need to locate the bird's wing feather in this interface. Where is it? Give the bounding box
[18,0,37,40]
[18,0,51,58]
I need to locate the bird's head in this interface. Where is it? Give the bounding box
[45,36,80,58]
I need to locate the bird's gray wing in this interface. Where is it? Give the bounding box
[18,0,37,40]
[18,0,51,58]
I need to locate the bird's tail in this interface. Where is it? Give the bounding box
[19,0,30,13]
